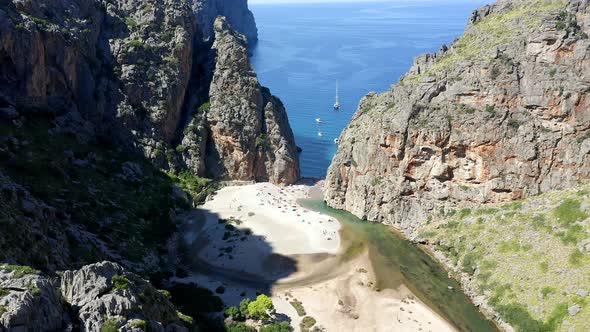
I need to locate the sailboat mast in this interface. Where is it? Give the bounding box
[336,81,339,104]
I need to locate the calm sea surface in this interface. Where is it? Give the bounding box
[250,0,488,178]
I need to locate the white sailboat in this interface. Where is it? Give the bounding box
[334,80,341,110]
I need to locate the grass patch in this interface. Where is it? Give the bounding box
[3,265,39,278]
[300,316,317,332]
[101,319,118,332]
[568,249,586,267]
[553,198,587,225]
[289,299,306,316]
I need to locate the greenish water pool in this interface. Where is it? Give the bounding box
[300,199,497,332]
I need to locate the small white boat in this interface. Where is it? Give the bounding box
[334,138,339,144]
[315,118,322,123]
[318,132,323,137]
[334,80,341,110]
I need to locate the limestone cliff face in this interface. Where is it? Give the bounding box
[192,0,258,43]
[0,0,297,183]
[325,0,590,234]
[0,0,196,160]
[201,17,299,184]
[0,262,188,331]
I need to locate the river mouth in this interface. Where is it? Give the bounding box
[299,199,498,332]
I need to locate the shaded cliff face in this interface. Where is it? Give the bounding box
[192,0,258,43]
[203,17,299,184]
[325,0,590,234]
[0,0,196,160]
[0,0,297,183]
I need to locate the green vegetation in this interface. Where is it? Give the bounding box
[300,316,317,332]
[29,285,41,297]
[405,0,566,80]
[112,275,130,291]
[247,294,275,319]
[167,170,216,204]
[419,184,590,331]
[457,104,477,114]
[239,298,251,318]
[30,17,50,29]
[0,305,6,317]
[197,101,211,113]
[484,104,496,115]
[256,134,270,148]
[177,311,194,326]
[0,288,9,298]
[260,322,291,332]
[541,286,556,298]
[167,283,223,331]
[371,177,383,187]
[0,117,189,267]
[225,306,244,321]
[289,299,306,316]
[553,198,587,225]
[101,319,118,332]
[131,319,146,330]
[227,323,256,332]
[3,265,39,278]
[124,17,138,28]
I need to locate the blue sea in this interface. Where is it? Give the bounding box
[250,0,489,178]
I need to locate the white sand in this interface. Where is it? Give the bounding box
[272,251,456,332]
[184,183,340,278]
[178,182,457,332]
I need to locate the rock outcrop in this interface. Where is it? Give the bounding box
[0,265,63,331]
[0,262,188,331]
[192,0,258,43]
[325,0,590,234]
[61,261,186,332]
[0,0,296,182]
[201,17,299,184]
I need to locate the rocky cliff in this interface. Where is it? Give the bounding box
[0,0,296,184]
[202,17,299,184]
[325,0,590,234]
[0,1,296,329]
[0,261,190,331]
[192,0,258,43]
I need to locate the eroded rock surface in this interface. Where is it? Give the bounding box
[0,0,296,183]
[61,261,186,332]
[192,0,258,43]
[0,262,188,331]
[203,17,299,184]
[325,0,590,234]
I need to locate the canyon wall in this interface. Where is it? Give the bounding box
[325,0,590,234]
[0,0,295,184]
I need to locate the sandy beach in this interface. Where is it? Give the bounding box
[176,181,456,332]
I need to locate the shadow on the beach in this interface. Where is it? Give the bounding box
[176,208,298,305]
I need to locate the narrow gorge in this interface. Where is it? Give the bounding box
[1,0,590,331]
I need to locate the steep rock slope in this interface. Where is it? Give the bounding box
[0,0,296,184]
[418,185,590,331]
[0,0,196,154]
[192,0,258,43]
[0,262,190,331]
[325,0,590,234]
[201,17,299,184]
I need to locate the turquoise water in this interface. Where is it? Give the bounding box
[250,0,488,178]
[300,199,498,332]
